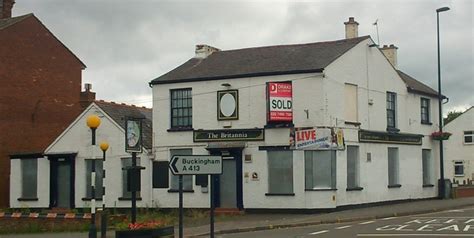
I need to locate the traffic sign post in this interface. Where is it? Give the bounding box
[169,155,223,175]
[169,155,222,238]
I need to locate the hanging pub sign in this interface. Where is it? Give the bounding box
[125,118,142,153]
[290,127,340,150]
[267,81,293,123]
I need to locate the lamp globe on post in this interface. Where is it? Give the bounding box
[99,141,109,238]
[436,6,450,199]
[86,114,101,238]
[87,115,101,145]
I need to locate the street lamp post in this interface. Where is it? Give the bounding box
[87,115,101,238]
[436,6,450,199]
[99,141,109,238]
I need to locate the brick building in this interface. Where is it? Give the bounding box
[0,0,88,207]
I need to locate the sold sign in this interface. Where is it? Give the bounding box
[268,82,293,122]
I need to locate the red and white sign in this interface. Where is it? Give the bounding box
[291,127,334,150]
[268,82,293,122]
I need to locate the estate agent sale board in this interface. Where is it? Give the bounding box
[267,82,293,122]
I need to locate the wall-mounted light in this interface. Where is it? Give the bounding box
[221,83,231,87]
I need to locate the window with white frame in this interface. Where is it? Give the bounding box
[388,147,400,186]
[21,159,38,199]
[420,98,430,124]
[422,149,433,185]
[170,149,193,191]
[305,150,336,190]
[344,83,358,123]
[85,159,103,198]
[121,157,141,198]
[170,88,192,128]
[454,161,464,176]
[464,131,473,144]
[387,92,397,129]
[347,146,360,189]
[268,150,293,194]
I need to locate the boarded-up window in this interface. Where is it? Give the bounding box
[388,148,399,186]
[21,159,37,198]
[344,83,358,122]
[153,161,169,188]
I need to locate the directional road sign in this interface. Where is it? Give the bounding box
[169,155,222,175]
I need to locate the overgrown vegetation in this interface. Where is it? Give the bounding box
[0,208,239,234]
[444,110,463,125]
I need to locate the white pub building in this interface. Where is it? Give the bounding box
[150,17,442,211]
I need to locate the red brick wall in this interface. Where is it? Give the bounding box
[0,15,85,207]
[454,186,474,198]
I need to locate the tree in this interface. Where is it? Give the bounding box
[444,110,463,125]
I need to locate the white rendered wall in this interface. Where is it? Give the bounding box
[11,104,153,208]
[444,108,474,182]
[152,38,440,209]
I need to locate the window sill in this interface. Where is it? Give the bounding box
[167,127,194,132]
[388,184,402,188]
[265,193,295,196]
[305,188,337,191]
[345,121,361,126]
[264,123,294,129]
[346,187,364,191]
[17,197,38,201]
[421,122,432,125]
[423,184,435,188]
[386,127,400,133]
[118,197,142,201]
[82,197,103,201]
[167,189,195,193]
[454,175,465,177]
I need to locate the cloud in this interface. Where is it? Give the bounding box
[13,0,473,112]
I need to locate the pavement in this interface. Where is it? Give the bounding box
[1,197,473,237]
[185,197,474,237]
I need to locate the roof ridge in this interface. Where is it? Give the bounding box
[95,100,152,110]
[220,35,371,53]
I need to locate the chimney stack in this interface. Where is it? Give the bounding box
[0,0,15,19]
[195,44,220,59]
[344,17,359,39]
[380,44,398,68]
[80,83,96,109]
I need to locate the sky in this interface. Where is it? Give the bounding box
[13,0,473,114]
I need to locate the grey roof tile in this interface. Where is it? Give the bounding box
[397,70,440,98]
[95,101,152,150]
[151,36,371,84]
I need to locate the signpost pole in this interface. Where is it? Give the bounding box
[169,155,222,238]
[179,175,183,238]
[210,175,215,238]
[131,152,137,224]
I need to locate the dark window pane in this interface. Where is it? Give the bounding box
[195,175,209,187]
[153,161,169,188]
[122,158,141,198]
[170,89,192,128]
